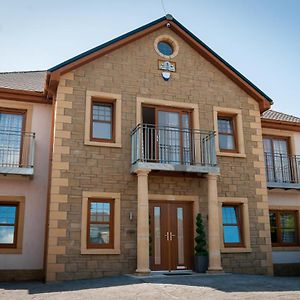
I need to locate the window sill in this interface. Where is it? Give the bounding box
[221,247,252,253]
[217,151,246,158]
[272,246,300,251]
[84,140,122,148]
[81,248,120,255]
[0,247,22,254]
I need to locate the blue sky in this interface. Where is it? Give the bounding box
[0,0,299,116]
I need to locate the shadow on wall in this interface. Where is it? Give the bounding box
[0,274,299,295]
[273,263,300,277]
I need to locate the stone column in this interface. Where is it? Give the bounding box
[136,168,151,274]
[207,173,223,272]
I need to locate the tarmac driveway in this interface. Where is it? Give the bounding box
[0,273,299,300]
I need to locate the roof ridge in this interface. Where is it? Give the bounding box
[0,70,47,74]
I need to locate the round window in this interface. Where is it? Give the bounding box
[157,41,173,56]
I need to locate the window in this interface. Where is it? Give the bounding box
[154,35,179,59]
[87,199,114,249]
[0,203,19,248]
[157,41,173,56]
[222,205,243,247]
[217,115,237,152]
[263,136,291,183]
[0,108,26,167]
[213,107,245,158]
[91,100,114,142]
[269,210,298,246]
[85,91,121,148]
[81,192,120,254]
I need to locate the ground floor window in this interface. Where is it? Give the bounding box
[269,210,299,246]
[81,192,120,255]
[222,204,243,247]
[0,196,25,254]
[0,203,19,248]
[87,199,114,249]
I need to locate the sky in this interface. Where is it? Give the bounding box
[0,0,299,116]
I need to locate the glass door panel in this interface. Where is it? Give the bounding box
[154,207,161,265]
[177,207,185,266]
[158,111,180,164]
[263,137,290,183]
[273,139,290,182]
[0,112,24,167]
[182,113,191,164]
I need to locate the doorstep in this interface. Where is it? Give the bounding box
[126,270,230,279]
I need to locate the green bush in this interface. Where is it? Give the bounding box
[194,213,208,256]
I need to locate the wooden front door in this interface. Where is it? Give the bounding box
[149,201,194,271]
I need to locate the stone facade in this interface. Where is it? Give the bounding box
[46,26,272,281]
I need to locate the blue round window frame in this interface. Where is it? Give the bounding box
[157,41,173,56]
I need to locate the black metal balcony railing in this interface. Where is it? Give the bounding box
[0,130,35,174]
[131,124,217,168]
[264,152,300,185]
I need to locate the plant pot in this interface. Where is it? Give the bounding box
[194,255,208,273]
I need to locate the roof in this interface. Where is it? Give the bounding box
[0,70,46,92]
[47,15,272,109]
[262,110,300,124]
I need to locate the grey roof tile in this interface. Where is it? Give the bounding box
[0,70,46,92]
[262,110,300,124]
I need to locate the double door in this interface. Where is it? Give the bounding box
[149,201,193,271]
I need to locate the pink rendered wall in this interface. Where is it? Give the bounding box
[0,102,51,270]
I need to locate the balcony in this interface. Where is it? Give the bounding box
[131,124,219,174]
[0,130,35,176]
[264,152,300,189]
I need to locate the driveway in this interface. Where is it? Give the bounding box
[0,274,299,300]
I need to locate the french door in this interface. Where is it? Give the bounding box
[263,136,291,182]
[0,109,26,167]
[149,201,193,271]
[142,106,192,164]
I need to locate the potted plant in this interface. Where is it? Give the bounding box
[194,213,208,273]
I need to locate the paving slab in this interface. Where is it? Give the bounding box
[0,274,299,300]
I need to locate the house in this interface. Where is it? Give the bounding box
[0,15,297,281]
[261,110,300,276]
[0,71,52,280]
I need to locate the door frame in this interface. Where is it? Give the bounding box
[142,104,193,164]
[148,194,200,271]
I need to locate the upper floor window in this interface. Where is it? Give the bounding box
[263,136,289,155]
[87,199,114,249]
[217,115,237,152]
[154,35,179,59]
[91,100,114,142]
[0,203,19,248]
[157,41,173,56]
[263,136,291,183]
[269,210,299,246]
[222,204,243,247]
[0,109,25,131]
[0,108,26,167]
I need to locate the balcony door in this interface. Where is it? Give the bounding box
[149,201,193,271]
[263,136,291,183]
[0,109,26,167]
[142,106,192,164]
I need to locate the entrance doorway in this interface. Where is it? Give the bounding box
[149,201,194,271]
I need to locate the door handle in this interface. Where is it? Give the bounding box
[165,232,170,241]
[169,232,175,241]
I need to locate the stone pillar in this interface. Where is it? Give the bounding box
[136,168,151,274]
[207,173,223,272]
